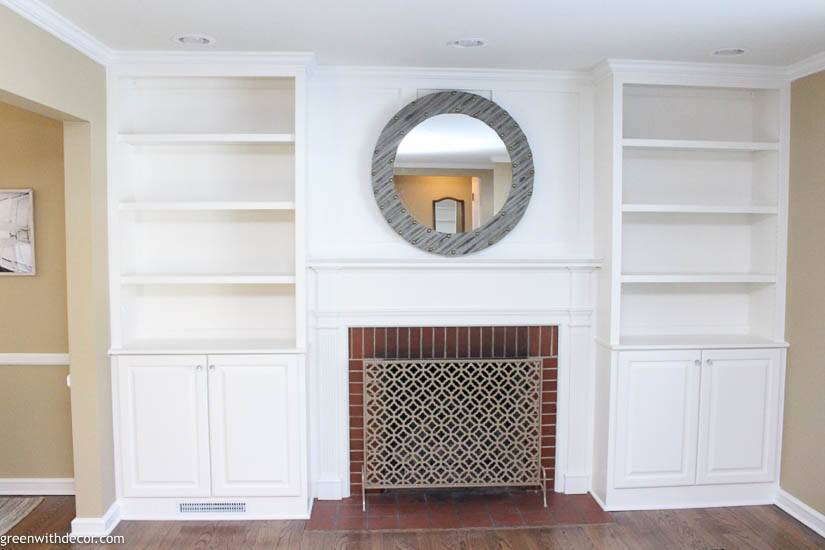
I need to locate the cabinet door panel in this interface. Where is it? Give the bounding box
[118,355,210,497]
[697,349,781,484]
[615,350,702,488]
[208,354,301,497]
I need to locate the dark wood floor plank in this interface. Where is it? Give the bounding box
[5,496,825,549]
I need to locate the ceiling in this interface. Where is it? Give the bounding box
[396,114,508,167]
[39,0,825,69]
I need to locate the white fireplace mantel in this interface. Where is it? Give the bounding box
[307,260,600,500]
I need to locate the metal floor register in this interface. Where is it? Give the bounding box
[362,357,548,510]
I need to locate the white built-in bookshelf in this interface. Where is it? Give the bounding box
[598,80,788,348]
[109,75,305,354]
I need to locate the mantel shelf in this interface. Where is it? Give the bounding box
[622,138,779,152]
[120,274,296,285]
[117,133,295,145]
[119,201,296,212]
[622,204,778,215]
[621,273,776,284]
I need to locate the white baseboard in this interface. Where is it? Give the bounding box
[71,500,121,538]
[0,478,75,495]
[775,488,825,539]
[563,473,591,494]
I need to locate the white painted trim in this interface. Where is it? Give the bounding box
[776,488,825,539]
[563,474,591,494]
[0,477,74,495]
[308,259,602,270]
[603,58,789,85]
[0,353,69,366]
[70,500,121,538]
[787,51,825,81]
[313,479,344,500]
[0,0,111,64]
[312,64,589,83]
[108,50,317,68]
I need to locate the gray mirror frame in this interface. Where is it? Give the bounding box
[371,91,534,256]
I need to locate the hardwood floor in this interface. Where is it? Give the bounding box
[5,497,824,549]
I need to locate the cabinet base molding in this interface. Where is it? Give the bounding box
[118,496,311,521]
[775,488,825,539]
[70,500,121,538]
[594,482,778,511]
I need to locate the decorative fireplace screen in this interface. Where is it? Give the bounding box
[362,358,548,507]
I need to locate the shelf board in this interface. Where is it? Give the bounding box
[120,274,296,285]
[111,338,302,355]
[117,133,295,145]
[613,334,788,350]
[119,201,295,212]
[622,204,778,215]
[621,273,776,284]
[622,138,779,152]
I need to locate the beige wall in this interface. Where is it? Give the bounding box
[0,102,73,477]
[782,70,825,515]
[394,174,474,230]
[0,102,68,352]
[0,6,113,517]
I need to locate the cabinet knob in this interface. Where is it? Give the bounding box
[706,359,713,366]
[694,360,701,366]
[196,365,203,371]
[209,364,216,371]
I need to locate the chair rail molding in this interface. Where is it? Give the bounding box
[0,353,70,366]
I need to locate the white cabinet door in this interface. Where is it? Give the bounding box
[118,355,211,497]
[208,354,302,497]
[615,350,702,488]
[696,348,782,484]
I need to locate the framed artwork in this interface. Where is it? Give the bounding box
[0,189,35,275]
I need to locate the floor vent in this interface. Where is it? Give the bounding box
[179,502,247,514]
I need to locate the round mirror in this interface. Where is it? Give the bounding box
[393,114,512,234]
[372,91,533,256]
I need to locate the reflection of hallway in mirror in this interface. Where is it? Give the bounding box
[394,172,476,230]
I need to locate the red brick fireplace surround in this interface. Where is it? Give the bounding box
[348,325,559,495]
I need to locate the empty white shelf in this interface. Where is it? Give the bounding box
[111,338,301,355]
[120,274,296,285]
[117,133,295,145]
[622,138,779,152]
[614,334,788,350]
[119,201,295,212]
[621,273,776,284]
[622,204,778,215]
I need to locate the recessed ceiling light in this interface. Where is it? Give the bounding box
[173,34,215,46]
[448,38,486,49]
[712,48,747,57]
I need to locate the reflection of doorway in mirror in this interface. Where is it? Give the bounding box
[471,177,481,230]
[433,197,465,233]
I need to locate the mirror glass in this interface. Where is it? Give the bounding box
[393,114,511,234]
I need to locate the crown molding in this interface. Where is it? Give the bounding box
[598,58,790,87]
[108,50,317,68]
[312,64,590,84]
[0,0,111,64]
[786,50,825,81]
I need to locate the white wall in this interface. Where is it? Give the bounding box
[307,68,595,260]
[304,67,599,499]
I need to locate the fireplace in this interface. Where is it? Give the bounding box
[349,326,558,498]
